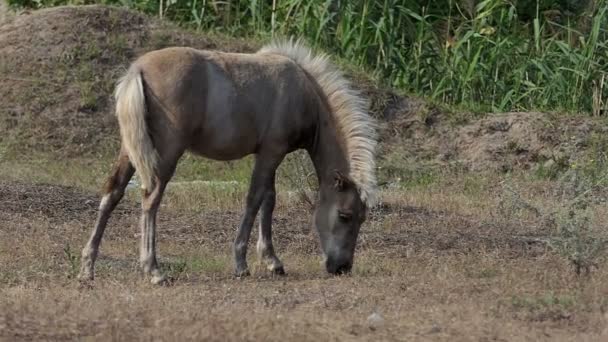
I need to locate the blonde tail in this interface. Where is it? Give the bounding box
[114,68,158,191]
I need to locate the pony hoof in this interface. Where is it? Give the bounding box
[77,270,94,282]
[268,263,286,275]
[235,269,250,278]
[150,274,170,285]
[270,265,286,276]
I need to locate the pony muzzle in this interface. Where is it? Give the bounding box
[325,252,353,275]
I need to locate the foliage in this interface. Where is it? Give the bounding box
[500,165,608,276]
[6,0,608,115]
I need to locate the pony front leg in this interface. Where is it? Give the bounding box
[233,189,264,277]
[234,153,284,277]
[139,177,169,285]
[256,179,285,275]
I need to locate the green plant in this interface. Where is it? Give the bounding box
[500,167,608,276]
[7,0,607,115]
[549,207,607,275]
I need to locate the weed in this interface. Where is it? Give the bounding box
[63,243,79,279]
[499,167,608,276]
[549,207,607,275]
[107,34,128,58]
[278,150,317,210]
[164,259,188,280]
[163,255,228,280]
[533,156,570,180]
[78,80,97,111]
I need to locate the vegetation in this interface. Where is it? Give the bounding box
[7,0,608,115]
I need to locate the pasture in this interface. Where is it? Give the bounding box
[1,4,608,341]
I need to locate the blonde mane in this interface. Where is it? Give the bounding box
[258,39,378,206]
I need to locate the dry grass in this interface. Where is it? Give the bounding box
[2,168,608,341]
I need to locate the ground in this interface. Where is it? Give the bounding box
[2,4,608,341]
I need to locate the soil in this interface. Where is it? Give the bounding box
[381,102,608,173]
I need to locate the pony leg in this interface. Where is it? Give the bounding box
[79,151,134,281]
[138,152,180,285]
[139,175,170,285]
[234,153,284,277]
[256,177,285,275]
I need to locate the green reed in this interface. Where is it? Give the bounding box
[7,0,608,115]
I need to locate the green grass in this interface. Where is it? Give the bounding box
[0,147,315,212]
[173,153,254,183]
[7,0,607,115]
[163,254,230,280]
[511,292,577,312]
[0,152,115,191]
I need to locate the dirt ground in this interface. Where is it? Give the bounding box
[2,4,608,342]
[2,180,608,341]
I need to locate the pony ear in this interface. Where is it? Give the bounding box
[333,170,354,191]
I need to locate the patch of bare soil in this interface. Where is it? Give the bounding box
[440,112,606,172]
[381,100,608,172]
[0,181,109,221]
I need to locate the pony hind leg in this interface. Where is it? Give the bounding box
[138,151,181,285]
[79,151,135,281]
[256,176,285,275]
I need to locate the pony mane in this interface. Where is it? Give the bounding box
[258,39,378,207]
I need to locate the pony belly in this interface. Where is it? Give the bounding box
[188,134,257,161]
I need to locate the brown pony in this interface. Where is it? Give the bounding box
[78,39,377,284]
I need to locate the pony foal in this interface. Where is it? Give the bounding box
[78,40,377,284]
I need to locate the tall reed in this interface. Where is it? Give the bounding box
[8,0,608,115]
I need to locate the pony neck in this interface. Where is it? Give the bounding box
[307,113,350,187]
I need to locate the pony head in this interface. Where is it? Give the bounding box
[314,170,367,275]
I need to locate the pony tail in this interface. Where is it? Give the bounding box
[114,68,158,191]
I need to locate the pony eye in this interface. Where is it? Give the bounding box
[338,212,353,222]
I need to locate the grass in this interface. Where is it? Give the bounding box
[0,152,115,191]
[7,0,608,115]
[3,151,608,339]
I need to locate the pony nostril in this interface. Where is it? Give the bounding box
[325,257,352,275]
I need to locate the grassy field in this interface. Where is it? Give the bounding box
[2,157,608,340]
[2,3,608,341]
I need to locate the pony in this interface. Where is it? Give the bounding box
[78,39,377,284]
